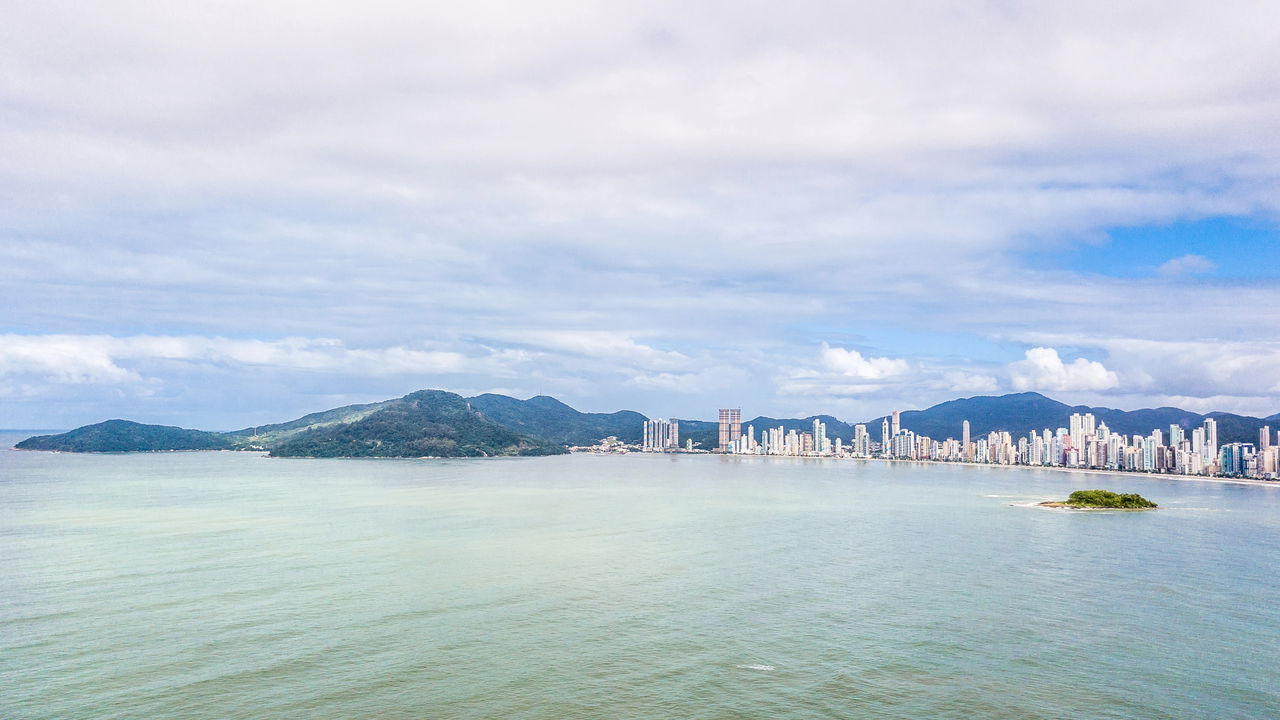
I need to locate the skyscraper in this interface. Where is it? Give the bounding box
[891,410,901,437]
[718,408,741,453]
[1261,426,1272,450]
[812,418,828,455]
[642,418,679,451]
[1204,417,1218,467]
[962,420,971,461]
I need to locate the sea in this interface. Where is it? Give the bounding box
[2,431,1278,719]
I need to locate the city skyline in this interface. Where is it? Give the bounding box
[4,3,1280,430]
[646,402,1279,480]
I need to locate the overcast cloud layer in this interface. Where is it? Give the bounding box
[3,1,1280,429]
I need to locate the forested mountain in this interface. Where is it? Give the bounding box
[16,389,1276,455]
[15,420,236,452]
[859,392,1273,445]
[268,390,562,457]
[466,394,646,445]
[15,390,638,455]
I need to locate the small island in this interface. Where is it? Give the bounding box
[1040,489,1157,509]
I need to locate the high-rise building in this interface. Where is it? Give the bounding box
[1261,426,1272,450]
[1203,417,1218,468]
[812,418,829,455]
[1069,412,1097,449]
[962,420,971,461]
[642,418,679,451]
[854,424,868,456]
[891,410,901,437]
[1219,442,1253,476]
[718,408,741,453]
[881,418,890,456]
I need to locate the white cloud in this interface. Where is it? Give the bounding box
[492,330,689,371]
[1157,253,1216,276]
[2,3,1280,426]
[776,345,1001,413]
[0,335,140,385]
[1010,333,1280,405]
[1008,347,1119,392]
[819,344,909,379]
[940,371,999,394]
[0,334,474,389]
[626,365,748,394]
[776,379,886,398]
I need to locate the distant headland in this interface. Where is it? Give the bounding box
[13,390,641,458]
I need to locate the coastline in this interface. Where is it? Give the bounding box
[844,455,1280,488]
[704,451,1280,488]
[11,440,1280,489]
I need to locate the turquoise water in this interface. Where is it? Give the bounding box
[3,436,1279,719]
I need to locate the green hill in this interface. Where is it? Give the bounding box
[466,393,646,445]
[672,419,719,450]
[267,390,564,458]
[14,390,628,456]
[226,399,395,447]
[15,420,236,452]
[861,392,1272,445]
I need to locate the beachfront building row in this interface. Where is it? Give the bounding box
[640,407,1278,478]
[877,413,1280,479]
[723,418,836,456]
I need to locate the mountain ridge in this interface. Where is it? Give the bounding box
[266,390,562,458]
[858,392,1272,446]
[14,390,1277,454]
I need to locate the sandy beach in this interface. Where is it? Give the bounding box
[840,455,1280,489]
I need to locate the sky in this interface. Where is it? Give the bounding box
[3,1,1280,430]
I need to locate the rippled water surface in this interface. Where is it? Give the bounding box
[3,435,1279,719]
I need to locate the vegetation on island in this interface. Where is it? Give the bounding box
[14,420,237,452]
[266,390,565,458]
[1041,489,1157,509]
[466,393,647,446]
[14,390,614,456]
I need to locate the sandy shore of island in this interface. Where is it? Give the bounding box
[1037,501,1156,510]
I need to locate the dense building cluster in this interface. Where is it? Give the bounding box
[641,418,681,451]
[876,412,1277,478]
[639,406,1280,480]
[725,418,839,456]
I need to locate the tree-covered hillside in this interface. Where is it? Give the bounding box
[861,392,1272,445]
[466,393,646,445]
[15,420,237,452]
[268,390,564,457]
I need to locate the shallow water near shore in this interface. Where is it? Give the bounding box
[3,436,1279,719]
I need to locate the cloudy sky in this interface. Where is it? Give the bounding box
[3,1,1280,430]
